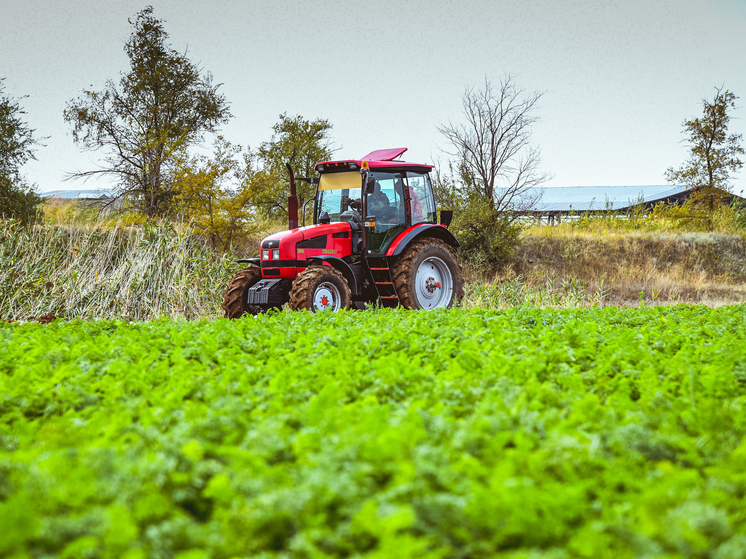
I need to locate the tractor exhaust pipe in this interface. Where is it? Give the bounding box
[286,163,299,230]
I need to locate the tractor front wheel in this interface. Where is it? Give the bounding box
[289,266,351,312]
[392,239,464,310]
[222,267,262,319]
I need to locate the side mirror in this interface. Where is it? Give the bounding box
[440,210,453,228]
[319,211,331,224]
[365,175,375,194]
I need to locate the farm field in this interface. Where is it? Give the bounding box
[2,306,746,558]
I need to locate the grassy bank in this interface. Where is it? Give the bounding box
[3,209,746,322]
[464,226,746,309]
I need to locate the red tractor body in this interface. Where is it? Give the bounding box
[222,148,463,315]
[258,222,354,280]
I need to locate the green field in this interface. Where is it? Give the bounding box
[2,306,746,558]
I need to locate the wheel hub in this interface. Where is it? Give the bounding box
[425,277,441,294]
[313,282,341,312]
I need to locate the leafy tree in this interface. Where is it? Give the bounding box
[64,6,231,219]
[173,114,334,250]
[0,78,43,223]
[174,137,259,251]
[253,113,334,218]
[666,86,744,209]
[0,175,42,224]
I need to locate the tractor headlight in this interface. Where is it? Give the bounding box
[272,249,280,260]
[262,250,270,260]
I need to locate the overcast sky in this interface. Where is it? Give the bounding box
[2,0,745,194]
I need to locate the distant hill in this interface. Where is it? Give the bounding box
[43,189,117,199]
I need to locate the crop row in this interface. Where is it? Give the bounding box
[2,306,746,558]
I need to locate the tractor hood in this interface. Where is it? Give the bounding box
[260,222,352,251]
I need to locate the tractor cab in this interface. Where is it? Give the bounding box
[315,148,440,256]
[222,148,462,316]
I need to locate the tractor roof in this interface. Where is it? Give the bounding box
[315,147,434,173]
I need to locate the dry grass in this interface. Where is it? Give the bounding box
[463,227,746,308]
[2,201,288,322]
[1,217,233,322]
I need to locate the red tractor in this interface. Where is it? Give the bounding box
[222,148,463,316]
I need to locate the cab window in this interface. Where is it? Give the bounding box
[407,172,437,224]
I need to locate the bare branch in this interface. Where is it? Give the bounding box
[438,75,550,212]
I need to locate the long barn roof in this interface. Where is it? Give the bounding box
[508,185,690,213]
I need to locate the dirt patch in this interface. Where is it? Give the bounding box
[37,313,57,324]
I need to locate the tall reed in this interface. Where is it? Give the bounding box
[1,218,233,321]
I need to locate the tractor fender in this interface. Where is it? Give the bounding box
[236,258,261,267]
[385,224,460,257]
[305,256,357,294]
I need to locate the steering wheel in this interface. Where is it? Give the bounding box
[378,205,397,222]
[368,194,391,218]
[339,200,362,225]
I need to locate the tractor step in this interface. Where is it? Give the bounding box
[366,256,400,308]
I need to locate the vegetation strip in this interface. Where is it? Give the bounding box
[2,306,746,557]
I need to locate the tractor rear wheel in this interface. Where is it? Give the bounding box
[222,267,262,319]
[392,239,464,310]
[288,266,351,312]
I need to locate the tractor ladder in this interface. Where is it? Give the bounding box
[366,256,400,308]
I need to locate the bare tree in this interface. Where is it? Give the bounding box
[438,76,549,216]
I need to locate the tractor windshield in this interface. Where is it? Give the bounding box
[317,172,363,225]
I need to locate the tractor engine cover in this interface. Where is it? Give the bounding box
[246,278,292,308]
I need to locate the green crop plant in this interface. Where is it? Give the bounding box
[2,306,746,557]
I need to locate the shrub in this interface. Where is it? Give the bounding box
[560,199,746,235]
[0,174,42,224]
[730,199,746,231]
[450,196,521,272]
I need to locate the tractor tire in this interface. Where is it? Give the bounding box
[391,239,464,310]
[288,266,351,312]
[222,267,262,319]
